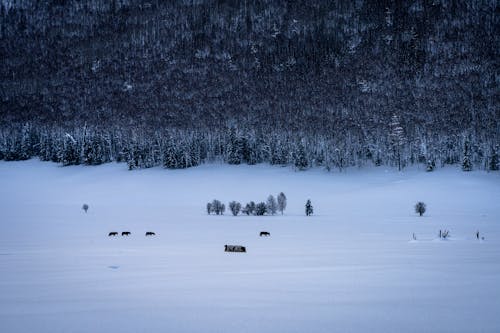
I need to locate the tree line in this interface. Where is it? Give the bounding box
[0,1,497,171]
[1,123,497,171]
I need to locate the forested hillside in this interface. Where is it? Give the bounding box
[0,0,498,170]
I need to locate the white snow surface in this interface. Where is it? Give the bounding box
[0,160,499,333]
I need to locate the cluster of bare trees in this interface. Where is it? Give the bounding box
[207,192,287,217]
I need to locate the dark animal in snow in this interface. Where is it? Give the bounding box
[122,231,131,236]
[225,245,246,253]
[108,232,118,236]
[260,231,270,237]
[145,232,156,236]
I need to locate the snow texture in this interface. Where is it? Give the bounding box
[1,160,499,333]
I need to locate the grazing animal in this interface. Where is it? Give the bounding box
[145,232,156,236]
[260,231,271,237]
[224,245,246,253]
[108,232,118,236]
[122,231,131,236]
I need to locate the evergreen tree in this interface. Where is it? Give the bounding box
[305,199,313,216]
[489,147,499,171]
[61,136,80,166]
[294,142,309,170]
[227,127,243,165]
[462,140,472,171]
[163,137,178,169]
[389,114,406,171]
[277,192,287,214]
[19,123,32,160]
[206,202,212,215]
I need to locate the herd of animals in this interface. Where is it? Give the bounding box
[107,230,271,253]
[108,231,155,236]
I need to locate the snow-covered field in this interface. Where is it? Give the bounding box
[1,160,499,333]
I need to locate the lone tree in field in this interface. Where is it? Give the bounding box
[82,204,89,213]
[229,201,241,216]
[415,202,426,216]
[305,199,313,216]
[255,202,267,216]
[266,195,278,215]
[206,202,212,214]
[277,192,287,214]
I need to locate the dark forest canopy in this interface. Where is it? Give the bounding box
[0,0,498,171]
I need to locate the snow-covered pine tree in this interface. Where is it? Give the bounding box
[305,199,313,216]
[294,141,309,170]
[163,136,178,169]
[277,192,287,214]
[489,146,498,171]
[61,134,80,166]
[19,123,33,160]
[227,127,243,165]
[462,140,472,171]
[389,114,406,171]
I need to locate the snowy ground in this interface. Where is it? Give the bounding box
[0,160,499,333]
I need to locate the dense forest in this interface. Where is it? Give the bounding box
[0,0,498,171]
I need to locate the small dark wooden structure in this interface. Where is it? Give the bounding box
[145,232,156,236]
[108,232,118,236]
[260,231,270,237]
[225,245,246,253]
[122,231,131,236]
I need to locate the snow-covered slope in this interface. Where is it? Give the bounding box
[1,160,499,333]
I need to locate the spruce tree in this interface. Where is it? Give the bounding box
[294,143,308,170]
[489,147,499,171]
[389,114,406,171]
[462,140,472,171]
[305,199,313,216]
